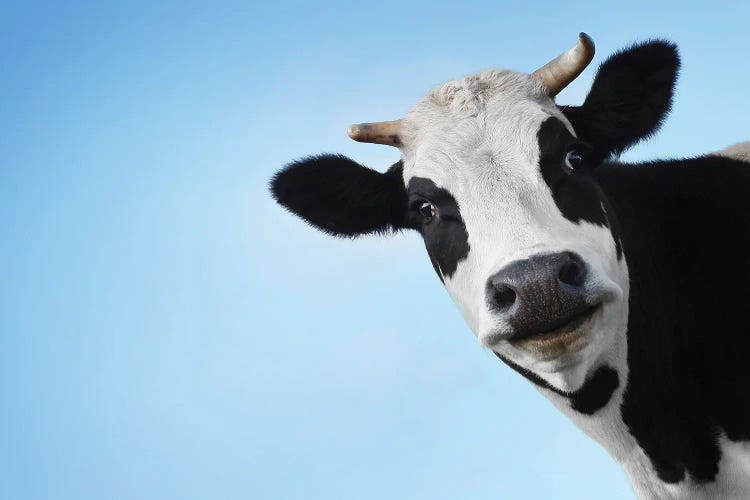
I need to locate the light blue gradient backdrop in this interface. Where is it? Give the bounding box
[2,2,748,499]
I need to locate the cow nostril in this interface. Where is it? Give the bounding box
[492,285,517,310]
[558,256,585,287]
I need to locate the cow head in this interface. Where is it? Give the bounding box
[270,35,679,393]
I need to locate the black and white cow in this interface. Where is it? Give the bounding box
[270,34,750,499]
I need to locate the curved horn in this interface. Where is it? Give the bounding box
[532,33,595,97]
[347,120,403,147]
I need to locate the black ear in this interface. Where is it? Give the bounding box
[562,40,680,161]
[270,154,408,237]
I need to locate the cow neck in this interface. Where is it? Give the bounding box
[596,157,750,484]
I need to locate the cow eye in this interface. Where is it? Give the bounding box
[419,201,437,223]
[564,149,584,173]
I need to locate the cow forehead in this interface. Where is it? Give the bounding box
[399,69,574,192]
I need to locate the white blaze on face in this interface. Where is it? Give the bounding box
[399,70,628,391]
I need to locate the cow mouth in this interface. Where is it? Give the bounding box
[509,305,600,352]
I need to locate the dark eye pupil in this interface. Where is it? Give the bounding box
[419,202,435,221]
[565,150,583,170]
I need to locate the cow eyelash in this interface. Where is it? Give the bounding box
[409,196,429,210]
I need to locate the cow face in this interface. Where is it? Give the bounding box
[271,38,679,392]
[398,70,628,390]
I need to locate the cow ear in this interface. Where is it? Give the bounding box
[270,154,409,237]
[562,40,680,161]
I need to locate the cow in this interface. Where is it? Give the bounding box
[269,34,750,499]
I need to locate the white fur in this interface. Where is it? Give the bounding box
[713,141,750,162]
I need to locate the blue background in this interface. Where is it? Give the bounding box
[2,1,748,498]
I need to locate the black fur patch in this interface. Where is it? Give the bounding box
[594,155,750,483]
[495,352,619,416]
[562,40,680,163]
[407,177,470,281]
[537,117,609,228]
[270,155,408,237]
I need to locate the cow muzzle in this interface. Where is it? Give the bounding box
[482,252,611,359]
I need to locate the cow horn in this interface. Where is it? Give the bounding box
[347,120,403,147]
[532,33,595,97]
